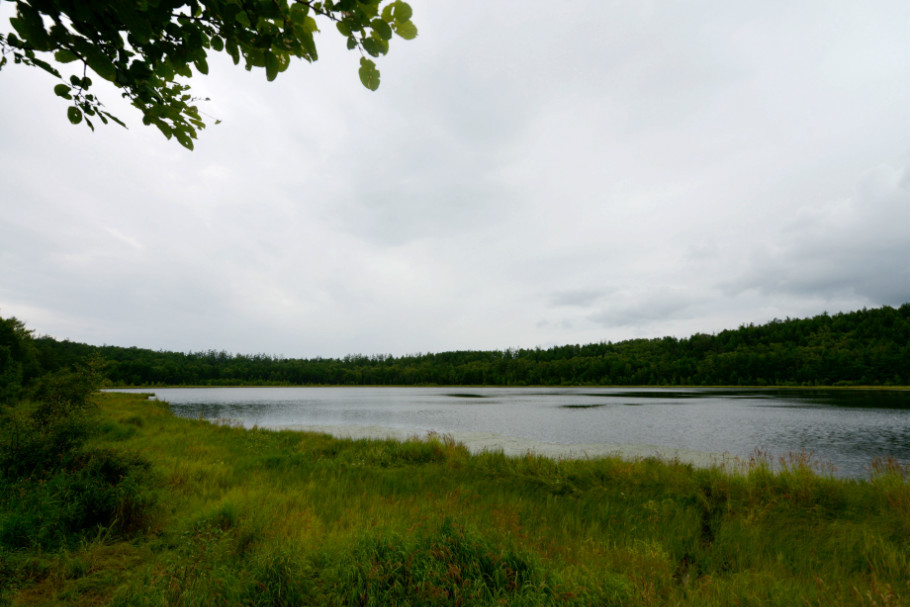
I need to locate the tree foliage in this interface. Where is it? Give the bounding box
[0,0,417,148]
[0,316,151,551]
[29,304,910,388]
[0,315,39,405]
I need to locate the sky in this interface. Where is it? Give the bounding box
[1,1,908,359]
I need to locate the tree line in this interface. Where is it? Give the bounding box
[8,303,907,389]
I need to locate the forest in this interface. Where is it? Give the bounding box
[25,303,910,387]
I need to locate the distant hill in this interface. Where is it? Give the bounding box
[31,304,910,387]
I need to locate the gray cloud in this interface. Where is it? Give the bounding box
[722,162,910,306]
[1,0,908,357]
[549,289,613,309]
[586,287,704,330]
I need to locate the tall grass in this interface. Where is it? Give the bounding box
[2,392,908,606]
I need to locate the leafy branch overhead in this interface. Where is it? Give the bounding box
[0,0,417,149]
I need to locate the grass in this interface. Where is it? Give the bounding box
[2,391,909,606]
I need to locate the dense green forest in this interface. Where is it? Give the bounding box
[19,304,910,387]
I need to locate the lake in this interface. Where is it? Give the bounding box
[113,386,910,478]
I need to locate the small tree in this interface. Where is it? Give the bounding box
[0,315,39,405]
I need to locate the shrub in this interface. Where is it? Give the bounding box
[0,447,152,549]
[335,519,558,606]
[0,357,153,550]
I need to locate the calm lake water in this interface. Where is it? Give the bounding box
[114,387,910,478]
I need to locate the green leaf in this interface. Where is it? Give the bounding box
[392,1,413,24]
[362,37,385,57]
[54,49,79,64]
[175,130,195,150]
[103,112,127,128]
[235,11,251,28]
[371,19,392,41]
[54,84,72,99]
[10,7,50,49]
[67,106,83,125]
[195,57,209,75]
[265,53,279,81]
[84,48,117,81]
[336,21,351,36]
[154,121,173,139]
[358,57,380,91]
[226,39,240,64]
[30,57,60,77]
[301,31,318,59]
[119,4,153,43]
[211,36,224,52]
[394,20,418,40]
[8,17,25,38]
[290,3,309,20]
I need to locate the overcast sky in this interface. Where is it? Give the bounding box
[1,1,908,358]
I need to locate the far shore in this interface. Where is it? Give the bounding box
[105,384,910,391]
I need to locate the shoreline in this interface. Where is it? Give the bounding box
[238,421,750,472]
[107,384,910,394]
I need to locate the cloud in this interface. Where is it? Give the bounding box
[586,287,704,330]
[1,0,908,357]
[723,161,910,306]
[549,289,612,309]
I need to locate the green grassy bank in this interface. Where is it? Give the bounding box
[2,392,909,606]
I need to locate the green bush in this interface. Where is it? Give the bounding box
[0,315,39,406]
[0,446,152,549]
[334,519,561,606]
[0,356,153,551]
[0,413,90,481]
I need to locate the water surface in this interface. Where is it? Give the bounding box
[113,387,910,478]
